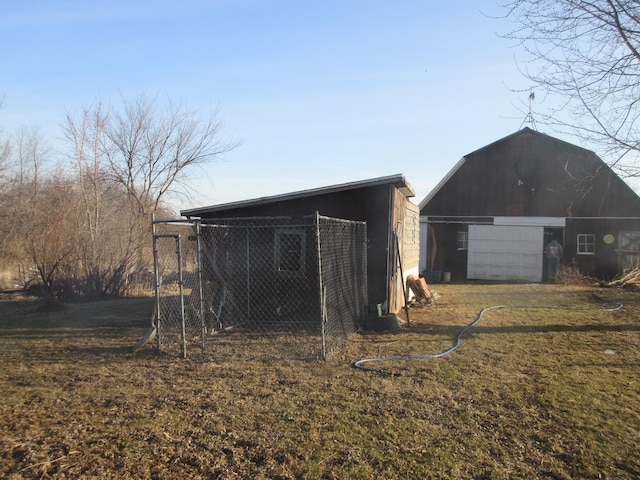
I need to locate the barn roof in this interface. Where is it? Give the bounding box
[419,127,599,210]
[181,173,415,218]
[468,127,596,158]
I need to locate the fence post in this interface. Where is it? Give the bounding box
[176,235,187,359]
[152,221,161,353]
[362,222,368,327]
[246,226,251,325]
[315,212,327,358]
[195,220,206,353]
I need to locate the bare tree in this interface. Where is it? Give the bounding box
[101,94,240,215]
[25,176,78,295]
[0,135,10,187]
[1,127,45,262]
[0,99,13,258]
[63,104,135,297]
[61,94,239,296]
[501,0,640,176]
[5,127,79,295]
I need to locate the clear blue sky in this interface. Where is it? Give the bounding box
[1,1,562,209]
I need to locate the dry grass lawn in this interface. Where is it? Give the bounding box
[0,283,639,479]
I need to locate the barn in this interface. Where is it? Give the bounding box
[181,174,420,315]
[419,128,640,282]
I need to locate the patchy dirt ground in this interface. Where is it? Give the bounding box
[1,284,639,479]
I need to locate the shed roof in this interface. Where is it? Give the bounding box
[181,173,415,218]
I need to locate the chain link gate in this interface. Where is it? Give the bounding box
[152,226,204,358]
[152,214,367,359]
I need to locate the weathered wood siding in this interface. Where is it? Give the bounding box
[404,202,420,274]
[565,218,640,279]
[423,129,640,218]
[388,189,420,314]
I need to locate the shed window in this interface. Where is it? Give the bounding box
[275,230,306,274]
[457,231,468,251]
[577,234,595,255]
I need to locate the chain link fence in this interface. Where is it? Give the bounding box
[152,214,367,359]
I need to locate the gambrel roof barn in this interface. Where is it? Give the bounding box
[420,128,640,282]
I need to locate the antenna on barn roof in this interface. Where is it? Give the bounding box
[520,88,538,131]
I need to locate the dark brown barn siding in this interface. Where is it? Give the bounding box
[426,223,468,281]
[565,218,640,279]
[423,129,640,218]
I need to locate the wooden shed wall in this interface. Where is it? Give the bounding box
[389,197,420,313]
[403,202,421,273]
[196,184,396,309]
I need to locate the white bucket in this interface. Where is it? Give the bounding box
[443,272,451,282]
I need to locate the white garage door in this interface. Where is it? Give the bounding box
[467,225,543,282]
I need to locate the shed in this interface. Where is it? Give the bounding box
[419,128,640,282]
[181,174,420,314]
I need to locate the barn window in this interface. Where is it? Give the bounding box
[577,234,595,255]
[457,231,468,250]
[274,230,306,274]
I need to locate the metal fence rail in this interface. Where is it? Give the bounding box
[152,214,367,359]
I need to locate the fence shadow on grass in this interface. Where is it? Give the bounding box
[70,345,138,357]
[402,322,640,337]
[0,326,149,341]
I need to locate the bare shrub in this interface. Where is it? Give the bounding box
[555,264,595,285]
